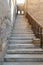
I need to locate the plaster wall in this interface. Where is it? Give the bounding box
[26,0,43,23]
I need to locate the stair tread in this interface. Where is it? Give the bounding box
[7,48,43,52]
[12,32,34,33]
[8,44,34,46]
[8,43,40,46]
[3,62,43,65]
[9,37,35,40]
[11,34,35,37]
[5,54,43,58]
[8,44,34,49]
[7,49,43,54]
[9,40,32,41]
[9,40,33,44]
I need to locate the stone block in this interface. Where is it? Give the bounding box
[32,38,40,44]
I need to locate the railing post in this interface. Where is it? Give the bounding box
[40,27,43,48]
[36,25,39,38]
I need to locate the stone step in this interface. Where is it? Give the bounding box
[11,34,35,37]
[7,48,43,54]
[12,28,33,32]
[3,62,43,65]
[9,37,35,40]
[9,40,32,44]
[12,30,34,33]
[13,25,31,28]
[8,44,34,49]
[12,32,33,34]
[14,27,31,29]
[12,29,33,33]
[12,31,34,34]
[4,54,43,62]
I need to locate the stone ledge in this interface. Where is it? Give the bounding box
[32,38,40,44]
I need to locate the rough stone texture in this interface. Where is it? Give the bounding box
[0,0,17,62]
[0,0,12,62]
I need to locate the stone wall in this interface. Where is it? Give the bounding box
[0,0,16,63]
[0,0,12,62]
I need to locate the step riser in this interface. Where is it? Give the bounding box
[13,30,33,31]
[11,32,33,34]
[9,37,33,40]
[8,47,35,49]
[4,58,43,62]
[11,34,34,37]
[9,42,32,44]
[9,40,32,43]
[7,51,43,54]
[8,45,34,49]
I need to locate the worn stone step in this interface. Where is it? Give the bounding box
[3,62,43,65]
[13,30,33,33]
[4,54,43,62]
[12,30,34,34]
[12,32,33,34]
[14,27,31,29]
[12,32,34,34]
[13,30,33,34]
[8,44,34,49]
[7,48,43,54]
[9,37,35,40]
[13,30,33,32]
[9,40,33,44]
[14,26,31,30]
[13,29,33,30]
[11,34,35,37]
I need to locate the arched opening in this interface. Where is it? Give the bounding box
[16,0,25,15]
[18,10,20,14]
[21,10,24,14]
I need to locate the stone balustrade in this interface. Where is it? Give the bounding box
[26,12,43,48]
[25,0,43,48]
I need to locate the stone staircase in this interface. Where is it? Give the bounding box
[3,15,43,65]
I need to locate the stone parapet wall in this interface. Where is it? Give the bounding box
[0,0,13,62]
[0,0,16,63]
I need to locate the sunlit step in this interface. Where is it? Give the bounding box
[12,31,33,34]
[9,37,35,40]
[3,62,43,65]
[12,32,34,34]
[9,40,32,44]
[8,44,34,49]
[4,54,43,62]
[7,49,43,54]
[13,30,33,32]
[11,34,35,37]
